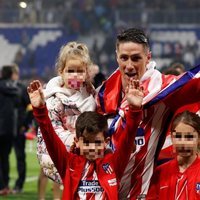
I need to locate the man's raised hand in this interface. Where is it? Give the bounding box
[125,79,144,110]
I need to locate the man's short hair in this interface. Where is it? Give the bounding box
[1,64,19,79]
[75,111,108,139]
[116,28,150,50]
[171,62,185,73]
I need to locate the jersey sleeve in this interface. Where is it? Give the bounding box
[112,109,142,181]
[33,105,70,180]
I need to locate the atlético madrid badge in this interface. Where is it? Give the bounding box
[102,163,113,174]
[196,183,200,194]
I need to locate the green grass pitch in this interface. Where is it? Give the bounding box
[1,140,53,200]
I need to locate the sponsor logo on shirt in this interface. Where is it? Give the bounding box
[78,180,104,193]
[108,178,117,186]
[102,163,113,174]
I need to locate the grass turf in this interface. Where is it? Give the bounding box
[1,140,53,200]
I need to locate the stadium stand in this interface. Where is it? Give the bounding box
[0,0,200,78]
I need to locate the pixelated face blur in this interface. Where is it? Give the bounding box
[172,122,200,158]
[61,59,87,90]
[79,132,106,161]
[116,42,151,90]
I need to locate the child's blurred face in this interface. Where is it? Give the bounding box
[78,132,107,161]
[172,122,200,158]
[61,59,87,90]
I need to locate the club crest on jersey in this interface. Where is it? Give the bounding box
[102,163,113,174]
[196,183,200,194]
[135,127,145,146]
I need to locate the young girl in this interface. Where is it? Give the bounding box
[37,41,96,184]
[147,110,200,200]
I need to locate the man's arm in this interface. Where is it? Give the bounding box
[112,79,143,180]
[112,109,142,180]
[163,78,200,112]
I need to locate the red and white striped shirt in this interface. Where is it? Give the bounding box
[96,61,200,199]
[77,162,105,200]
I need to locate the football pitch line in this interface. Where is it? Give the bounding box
[10,176,38,185]
[26,176,38,182]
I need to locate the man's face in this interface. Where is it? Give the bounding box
[116,42,151,90]
[172,122,200,158]
[61,59,86,90]
[12,71,19,81]
[78,132,107,161]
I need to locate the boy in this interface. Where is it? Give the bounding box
[27,79,143,199]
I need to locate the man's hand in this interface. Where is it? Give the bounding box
[27,80,45,108]
[125,79,144,110]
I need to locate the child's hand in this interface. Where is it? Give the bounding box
[27,80,45,108]
[125,79,144,110]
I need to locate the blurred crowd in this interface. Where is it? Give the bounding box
[0,0,200,31]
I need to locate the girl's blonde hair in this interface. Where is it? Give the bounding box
[171,110,200,136]
[56,41,92,74]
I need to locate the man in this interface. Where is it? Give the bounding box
[96,28,200,199]
[11,64,30,193]
[0,65,19,195]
